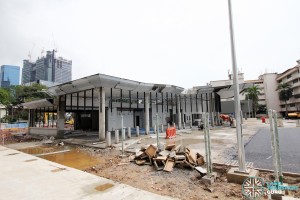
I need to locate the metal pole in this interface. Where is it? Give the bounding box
[156,113,159,147]
[272,111,283,182]
[120,115,125,157]
[206,112,212,175]
[228,0,246,172]
[268,109,278,181]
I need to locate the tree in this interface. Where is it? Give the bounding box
[244,85,261,117]
[276,83,293,117]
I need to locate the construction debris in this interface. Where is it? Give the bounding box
[133,142,205,173]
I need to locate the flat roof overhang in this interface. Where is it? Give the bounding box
[47,73,184,97]
[22,99,54,109]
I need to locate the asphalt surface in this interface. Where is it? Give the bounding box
[245,127,300,174]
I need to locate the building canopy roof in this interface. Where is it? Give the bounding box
[47,73,184,97]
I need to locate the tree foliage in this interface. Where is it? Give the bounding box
[244,85,261,117]
[276,83,293,117]
[0,88,10,106]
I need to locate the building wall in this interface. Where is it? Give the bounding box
[276,64,300,113]
[263,73,280,112]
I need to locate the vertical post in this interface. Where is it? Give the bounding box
[91,88,94,130]
[268,109,278,181]
[203,113,210,176]
[127,127,131,138]
[121,115,124,154]
[273,111,283,182]
[156,113,159,147]
[228,0,246,172]
[99,87,106,141]
[84,90,86,113]
[115,129,119,143]
[144,93,150,135]
[137,92,139,109]
[136,126,139,137]
[76,92,79,111]
[110,88,113,113]
[57,95,66,137]
[106,131,111,147]
[177,95,182,129]
[120,89,123,113]
[206,113,212,175]
[129,90,131,112]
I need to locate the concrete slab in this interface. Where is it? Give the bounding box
[0,145,176,200]
[226,168,259,184]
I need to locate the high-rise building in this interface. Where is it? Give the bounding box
[22,50,72,85]
[0,65,20,88]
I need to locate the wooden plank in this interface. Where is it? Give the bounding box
[163,159,175,172]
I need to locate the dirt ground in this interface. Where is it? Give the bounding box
[83,148,300,200]
[2,132,300,200]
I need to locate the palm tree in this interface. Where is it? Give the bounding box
[276,83,293,117]
[244,85,261,118]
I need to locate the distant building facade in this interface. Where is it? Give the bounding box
[276,60,300,116]
[0,65,20,88]
[22,50,72,85]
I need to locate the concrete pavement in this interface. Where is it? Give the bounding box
[0,145,175,200]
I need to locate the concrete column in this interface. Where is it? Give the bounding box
[136,126,139,137]
[57,95,66,138]
[127,127,131,138]
[183,122,186,129]
[98,87,106,141]
[115,130,119,143]
[144,93,150,135]
[177,96,182,129]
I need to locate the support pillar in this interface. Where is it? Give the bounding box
[57,95,66,138]
[144,93,150,135]
[177,96,182,129]
[98,87,106,141]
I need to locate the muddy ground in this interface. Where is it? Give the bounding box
[2,133,300,200]
[83,148,300,200]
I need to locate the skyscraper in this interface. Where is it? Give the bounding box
[0,65,20,88]
[22,50,72,85]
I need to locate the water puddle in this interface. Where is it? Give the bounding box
[95,183,114,191]
[20,146,104,170]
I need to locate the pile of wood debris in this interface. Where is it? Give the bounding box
[133,143,206,173]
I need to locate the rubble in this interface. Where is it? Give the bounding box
[133,143,205,173]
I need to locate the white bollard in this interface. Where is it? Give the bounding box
[167,123,170,128]
[115,130,119,144]
[154,125,157,134]
[106,131,111,147]
[127,127,131,138]
[136,126,139,137]
[161,124,164,133]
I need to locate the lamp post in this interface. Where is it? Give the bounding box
[227,0,246,172]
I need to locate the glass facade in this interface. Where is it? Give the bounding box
[0,65,20,88]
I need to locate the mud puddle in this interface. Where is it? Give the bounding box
[20,146,104,170]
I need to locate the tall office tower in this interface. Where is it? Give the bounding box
[22,50,72,85]
[0,65,20,88]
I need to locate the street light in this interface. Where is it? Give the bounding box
[227,0,246,172]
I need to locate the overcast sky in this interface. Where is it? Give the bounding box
[1,0,300,88]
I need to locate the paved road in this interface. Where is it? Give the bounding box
[245,127,300,174]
